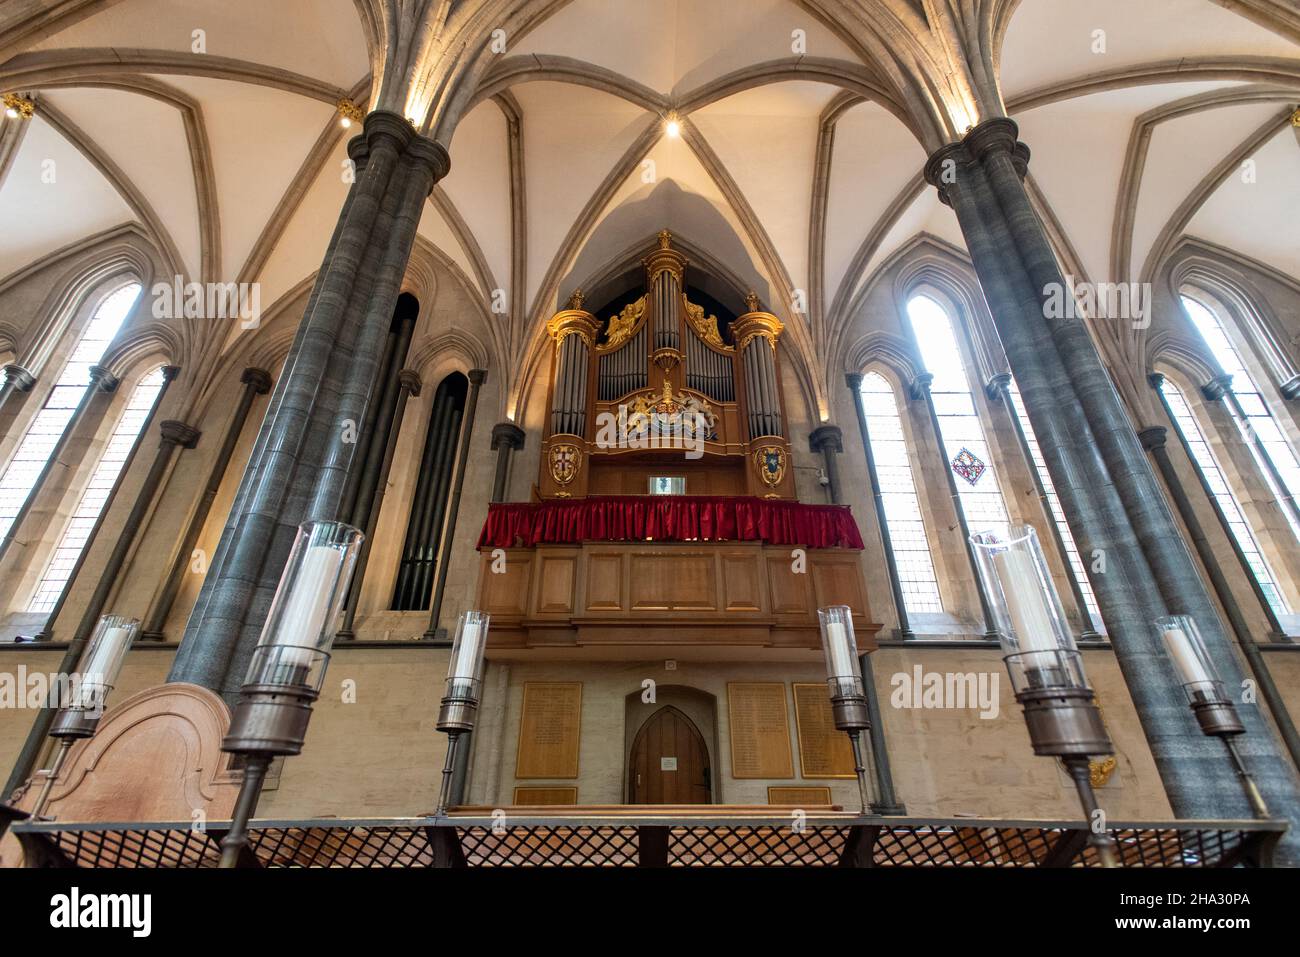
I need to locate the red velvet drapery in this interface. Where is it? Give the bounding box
[477,495,865,549]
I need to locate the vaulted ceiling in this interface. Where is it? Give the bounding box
[0,0,1297,407]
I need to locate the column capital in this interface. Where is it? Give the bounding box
[3,364,35,391]
[159,419,201,449]
[1137,426,1168,452]
[985,371,1012,399]
[1278,374,1300,401]
[89,365,119,392]
[161,365,182,382]
[398,369,423,396]
[468,368,488,386]
[491,421,526,451]
[809,424,843,454]
[1201,373,1233,401]
[241,367,272,394]
[908,372,934,400]
[923,117,1027,205]
[844,371,864,390]
[1147,371,1166,390]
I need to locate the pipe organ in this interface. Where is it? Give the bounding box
[539,230,794,499]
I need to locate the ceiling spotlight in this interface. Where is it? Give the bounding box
[336,98,364,130]
[3,93,34,120]
[665,112,681,138]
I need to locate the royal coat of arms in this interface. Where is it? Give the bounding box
[549,442,581,486]
[753,444,787,488]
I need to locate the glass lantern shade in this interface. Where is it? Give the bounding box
[444,610,490,702]
[72,615,139,713]
[1156,615,1226,705]
[817,605,864,699]
[970,525,1089,693]
[243,520,363,690]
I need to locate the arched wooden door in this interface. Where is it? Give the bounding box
[628,707,711,804]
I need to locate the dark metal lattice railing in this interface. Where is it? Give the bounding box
[8,809,1283,868]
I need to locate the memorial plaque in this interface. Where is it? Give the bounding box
[793,682,856,778]
[768,786,834,806]
[515,682,583,779]
[727,682,794,779]
[513,787,579,805]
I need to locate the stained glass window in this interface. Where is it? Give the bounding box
[859,371,942,613]
[1182,295,1300,545]
[1160,377,1290,617]
[0,282,141,542]
[28,366,167,613]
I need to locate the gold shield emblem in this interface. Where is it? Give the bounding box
[549,442,581,486]
[753,445,787,488]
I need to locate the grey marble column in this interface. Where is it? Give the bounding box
[926,118,1300,858]
[169,111,449,699]
[0,364,118,565]
[808,424,843,504]
[489,422,526,504]
[425,368,487,641]
[140,367,271,641]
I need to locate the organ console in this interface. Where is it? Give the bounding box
[538,230,795,500]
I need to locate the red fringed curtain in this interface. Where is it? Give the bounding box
[478,496,865,549]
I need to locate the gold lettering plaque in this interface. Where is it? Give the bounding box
[768,786,834,806]
[515,682,583,779]
[793,683,856,778]
[727,682,793,779]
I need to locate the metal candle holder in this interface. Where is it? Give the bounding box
[218,520,362,868]
[816,606,876,814]
[1156,614,1269,819]
[30,615,139,819]
[435,610,490,815]
[970,525,1120,867]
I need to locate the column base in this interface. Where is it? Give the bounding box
[422,627,449,643]
[335,629,356,642]
[139,630,167,643]
[870,802,907,816]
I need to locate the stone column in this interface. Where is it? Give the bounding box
[988,372,1098,638]
[489,422,525,503]
[1139,421,1300,771]
[337,369,421,640]
[808,424,843,504]
[424,368,487,640]
[1206,377,1300,531]
[0,364,118,565]
[35,365,180,641]
[0,362,35,425]
[169,111,450,699]
[910,372,998,638]
[925,117,1300,854]
[845,372,912,640]
[140,367,271,641]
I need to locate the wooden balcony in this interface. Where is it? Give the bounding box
[476,540,879,651]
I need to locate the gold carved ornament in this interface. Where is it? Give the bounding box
[602,295,645,350]
[683,297,729,350]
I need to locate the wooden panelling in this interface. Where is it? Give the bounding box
[720,550,764,613]
[583,551,624,611]
[478,543,879,651]
[629,551,716,611]
[533,552,577,615]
